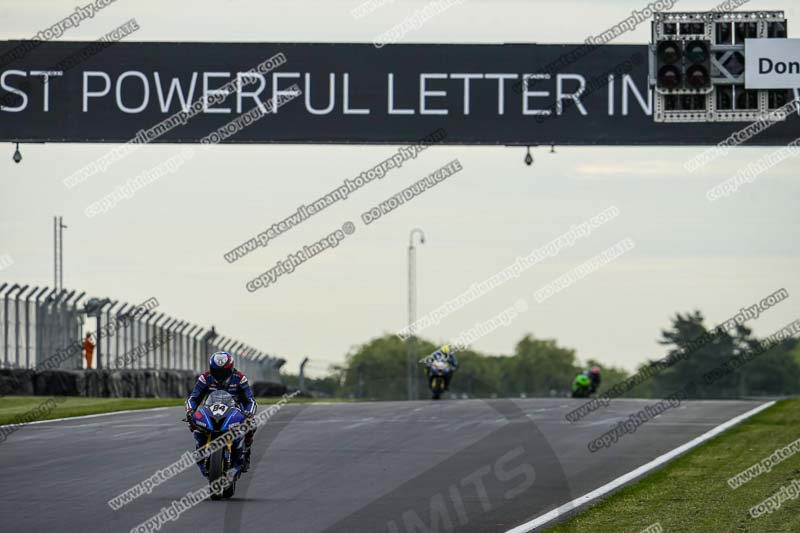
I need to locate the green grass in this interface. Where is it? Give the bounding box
[549,399,800,533]
[0,396,184,425]
[0,395,357,426]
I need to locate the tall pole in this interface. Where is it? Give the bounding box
[59,217,66,290]
[407,228,425,401]
[53,217,57,289]
[53,216,67,291]
[59,217,63,291]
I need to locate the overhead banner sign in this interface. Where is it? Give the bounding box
[745,38,800,89]
[1,41,798,145]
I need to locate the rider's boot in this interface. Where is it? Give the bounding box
[242,446,251,473]
[192,430,209,478]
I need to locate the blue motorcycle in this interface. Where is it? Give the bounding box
[188,390,246,499]
[425,357,454,400]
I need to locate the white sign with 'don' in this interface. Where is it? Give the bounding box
[745,39,800,89]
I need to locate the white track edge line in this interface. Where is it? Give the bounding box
[505,400,777,533]
[0,406,174,430]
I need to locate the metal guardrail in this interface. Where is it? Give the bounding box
[0,283,285,382]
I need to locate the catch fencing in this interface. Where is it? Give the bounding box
[0,282,284,382]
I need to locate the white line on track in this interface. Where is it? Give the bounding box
[0,406,173,430]
[505,401,776,533]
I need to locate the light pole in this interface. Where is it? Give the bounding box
[53,216,67,291]
[407,228,425,401]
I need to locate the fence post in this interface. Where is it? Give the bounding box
[71,292,86,369]
[135,311,150,370]
[14,285,30,368]
[105,301,119,364]
[175,320,185,369]
[3,284,20,367]
[299,357,309,393]
[178,320,186,369]
[128,311,136,369]
[29,287,47,368]
[115,304,131,368]
[96,299,109,370]
[38,288,55,368]
[156,315,165,369]
[22,286,38,369]
[60,291,77,368]
[130,311,139,369]
[182,326,190,371]
[193,327,204,372]
[162,318,175,369]
[202,327,219,368]
[180,325,189,370]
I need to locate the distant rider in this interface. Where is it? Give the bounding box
[185,352,258,475]
[571,373,592,398]
[572,366,600,398]
[586,366,601,394]
[424,345,459,391]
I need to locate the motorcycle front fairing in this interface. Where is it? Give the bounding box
[429,360,453,377]
[194,391,247,469]
[194,405,246,433]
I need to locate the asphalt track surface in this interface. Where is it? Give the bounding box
[0,398,765,533]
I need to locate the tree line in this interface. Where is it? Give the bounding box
[283,311,800,401]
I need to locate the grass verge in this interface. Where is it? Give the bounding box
[0,396,183,426]
[548,399,800,532]
[0,395,355,426]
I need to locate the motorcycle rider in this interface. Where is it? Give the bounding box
[586,366,601,394]
[186,352,258,476]
[424,345,459,391]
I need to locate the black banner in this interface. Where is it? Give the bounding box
[1,40,798,145]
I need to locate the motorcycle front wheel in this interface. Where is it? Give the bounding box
[431,378,443,400]
[208,447,226,500]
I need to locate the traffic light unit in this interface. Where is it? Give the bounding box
[650,11,792,122]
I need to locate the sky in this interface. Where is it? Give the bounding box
[1,0,798,377]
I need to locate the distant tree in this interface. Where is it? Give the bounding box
[446,348,502,398]
[642,311,733,398]
[504,335,580,396]
[645,312,800,399]
[741,338,800,396]
[283,313,800,401]
[337,335,437,400]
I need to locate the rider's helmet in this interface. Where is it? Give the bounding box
[209,351,234,384]
[575,374,591,388]
[590,366,601,377]
[430,345,451,363]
